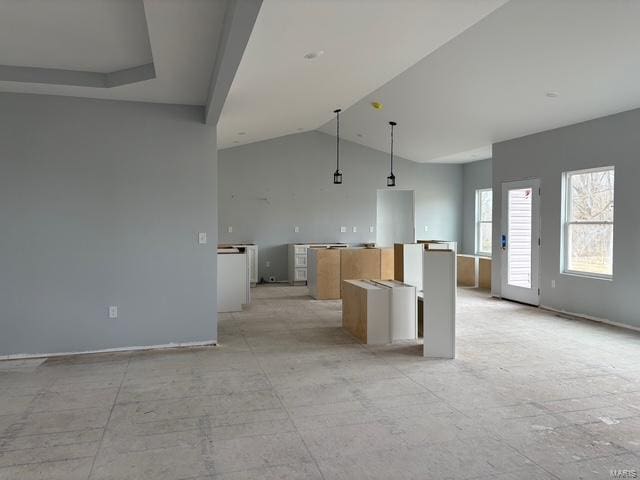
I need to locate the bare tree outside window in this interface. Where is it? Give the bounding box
[563,167,614,277]
[476,189,492,256]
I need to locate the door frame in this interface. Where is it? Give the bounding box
[500,178,541,306]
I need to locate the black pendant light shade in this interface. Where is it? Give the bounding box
[387,121,397,187]
[333,108,342,184]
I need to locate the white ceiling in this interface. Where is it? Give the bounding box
[0,0,227,105]
[0,0,151,73]
[217,0,509,149]
[318,0,640,163]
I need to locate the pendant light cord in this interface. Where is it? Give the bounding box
[334,109,341,171]
[390,122,394,174]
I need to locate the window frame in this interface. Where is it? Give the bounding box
[561,166,615,280]
[475,188,493,257]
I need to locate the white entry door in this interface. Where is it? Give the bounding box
[500,179,540,305]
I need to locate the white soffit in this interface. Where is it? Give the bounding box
[218,0,509,148]
[319,0,640,163]
[0,0,227,104]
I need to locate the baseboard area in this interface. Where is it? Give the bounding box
[0,339,218,361]
[540,305,640,333]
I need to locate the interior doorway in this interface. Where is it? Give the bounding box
[376,189,415,247]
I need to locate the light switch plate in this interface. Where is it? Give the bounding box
[340,226,347,233]
[198,232,207,245]
[294,226,300,233]
[227,226,233,233]
[352,226,357,233]
[369,226,375,233]
[424,226,429,232]
[108,306,118,319]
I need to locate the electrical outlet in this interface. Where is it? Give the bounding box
[340,226,347,233]
[294,226,300,233]
[108,306,118,319]
[352,226,357,233]
[424,226,429,232]
[198,232,207,245]
[369,226,374,233]
[227,226,233,233]
[551,280,556,288]
[266,261,271,268]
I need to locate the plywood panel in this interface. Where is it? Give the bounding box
[380,247,394,280]
[457,254,478,287]
[315,248,341,299]
[342,280,367,342]
[394,243,404,281]
[479,257,492,289]
[340,249,381,297]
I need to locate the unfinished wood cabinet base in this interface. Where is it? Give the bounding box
[457,254,479,287]
[479,257,492,289]
[308,248,341,299]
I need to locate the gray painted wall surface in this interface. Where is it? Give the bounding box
[492,107,640,329]
[0,93,218,356]
[376,190,415,247]
[461,159,492,255]
[219,131,463,281]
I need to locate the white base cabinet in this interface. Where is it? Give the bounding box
[232,244,258,286]
[217,249,250,312]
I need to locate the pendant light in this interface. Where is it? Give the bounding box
[387,121,397,187]
[333,108,342,184]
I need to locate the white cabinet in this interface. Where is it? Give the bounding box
[288,243,348,285]
[422,250,456,358]
[217,249,250,312]
[232,244,258,286]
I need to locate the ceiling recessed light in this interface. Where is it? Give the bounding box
[356,134,363,138]
[233,141,239,144]
[237,131,246,135]
[371,101,384,110]
[303,50,324,60]
[546,91,559,98]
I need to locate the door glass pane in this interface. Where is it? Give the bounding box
[567,223,613,275]
[507,187,532,288]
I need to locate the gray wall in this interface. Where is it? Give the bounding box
[461,159,492,255]
[376,190,415,247]
[219,131,463,281]
[0,93,218,356]
[492,107,640,329]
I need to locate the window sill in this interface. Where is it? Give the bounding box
[475,252,492,258]
[560,271,613,282]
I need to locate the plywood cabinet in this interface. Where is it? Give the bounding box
[307,248,341,300]
[342,279,416,345]
[457,254,478,287]
[288,243,348,285]
[394,243,423,291]
[308,247,395,299]
[479,257,492,289]
[342,280,390,344]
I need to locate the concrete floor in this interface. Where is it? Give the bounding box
[1,286,640,479]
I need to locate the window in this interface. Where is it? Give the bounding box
[475,188,493,256]
[562,166,615,278]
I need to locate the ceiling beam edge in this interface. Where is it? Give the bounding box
[204,0,262,125]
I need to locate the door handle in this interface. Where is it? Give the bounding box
[501,234,507,250]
